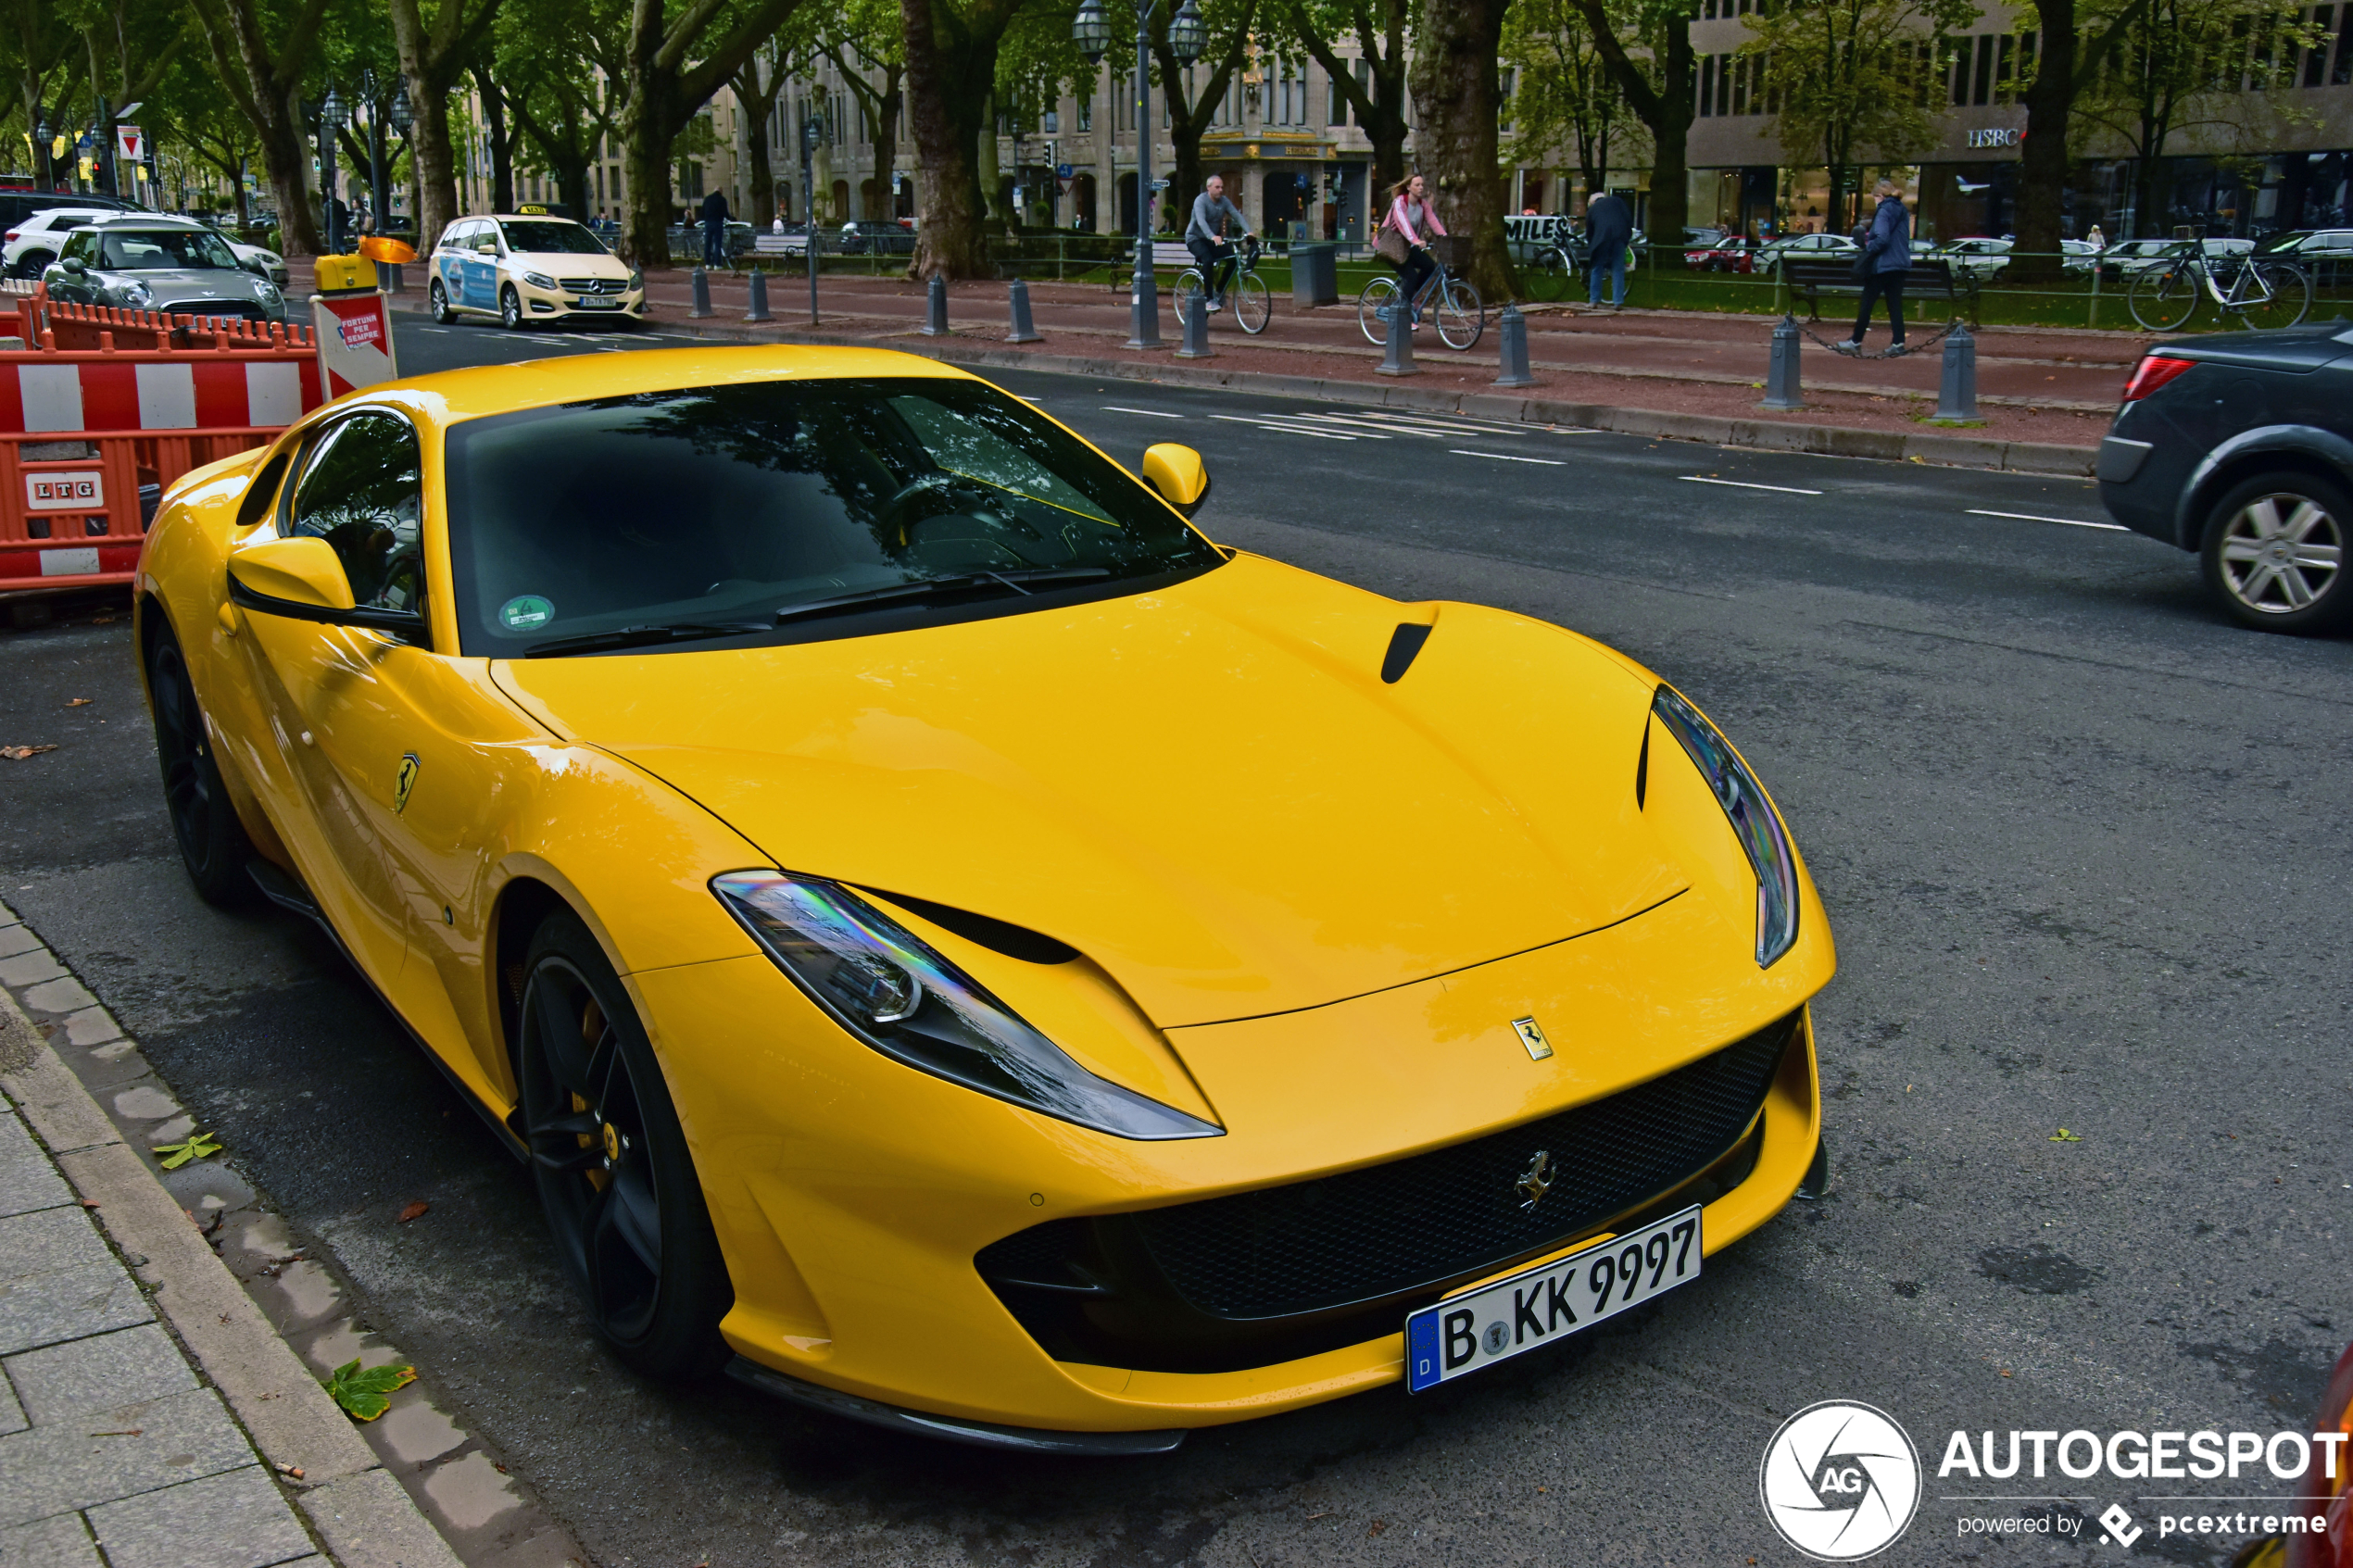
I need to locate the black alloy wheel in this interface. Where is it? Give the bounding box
[499,284,524,331]
[145,621,257,906]
[2199,470,2353,635]
[516,909,732,1379]
[428,278,455,324]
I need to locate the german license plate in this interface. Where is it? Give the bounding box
[573,298,621,309]
[1404,1206,1702,1392]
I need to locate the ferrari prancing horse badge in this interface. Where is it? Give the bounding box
[395,753,420,814]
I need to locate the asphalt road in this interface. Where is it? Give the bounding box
[4,315,2349,1568]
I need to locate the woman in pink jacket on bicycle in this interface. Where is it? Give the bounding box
[1386,174,1446,320]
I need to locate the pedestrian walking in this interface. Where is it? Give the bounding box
[701,188,731,270]
[1184,174,1252,312]
[1843,178,1913,352]
[1583,189,1632,308]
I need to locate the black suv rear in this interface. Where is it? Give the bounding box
[2098,323,2353,633]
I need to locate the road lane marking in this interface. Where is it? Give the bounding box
[1101,405,1185,418]
[1208,414,1370,439]
[1680,475,1824,495]
[1967,508,2131,532]
[1451,449,1566,466]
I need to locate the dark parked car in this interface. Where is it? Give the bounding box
[2097,322,2353,633]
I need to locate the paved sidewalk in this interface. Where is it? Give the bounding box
[0,898,468,1568]
[610,266,2130,453]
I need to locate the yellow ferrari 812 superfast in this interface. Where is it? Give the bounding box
[135,346,1833,1451]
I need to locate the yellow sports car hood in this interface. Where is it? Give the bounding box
[493,553,1685,1027]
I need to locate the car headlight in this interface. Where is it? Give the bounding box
[712,871,1222,1140]
[626,270,643,291]
[522,270,558,290]
[1650,684,1800,967]
[122,282,152,307]
[257,283,280,302]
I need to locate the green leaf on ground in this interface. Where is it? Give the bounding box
[152,1131,222,1170]
[2049,1128,2082,1142]
[323,1359,417,1422]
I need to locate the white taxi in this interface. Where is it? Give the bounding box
[426,210,643,329]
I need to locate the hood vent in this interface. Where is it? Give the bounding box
[1380,622,1433,684]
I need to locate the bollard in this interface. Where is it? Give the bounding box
[1174,290,1215,359]
[745,267,773,322]
[1934,322,1979,421]
[1006,278,1042,343]
[1375,290,1417,377]
[921,273,950,336]
[382,262,404,295]
[1492,303,1535,388]
[689,267,713,319]
[1757,313,1804,410]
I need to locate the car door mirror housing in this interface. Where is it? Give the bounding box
[61,257,84,274]
[1142,443,1211,517]
[227,536,428,641]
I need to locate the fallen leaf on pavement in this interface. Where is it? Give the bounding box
[323,1358,417,1422]
[397,1201,429,1223]
[1,745,59,759]
[153,1131,223,1169]
[2050,1128,2082,1142]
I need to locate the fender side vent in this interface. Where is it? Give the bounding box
[1381,622,1433,684]
[1636,718,1652,809]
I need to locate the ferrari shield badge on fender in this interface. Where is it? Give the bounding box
[1512,1016,1554,1060]
[395,753,421,814]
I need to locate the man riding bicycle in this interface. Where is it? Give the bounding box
[1185,174,1253,314]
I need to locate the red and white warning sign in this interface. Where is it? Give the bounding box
[310,291,398,398]
[26,471,103,509]
[116,125,144,162]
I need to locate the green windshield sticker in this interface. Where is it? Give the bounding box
[498,595,554,631]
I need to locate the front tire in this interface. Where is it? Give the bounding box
[516,908,733,1380]
[2199,471,2352,634]
[1231,271,1271,334]
[146,619,256,906]
[428,278,454,324]
[499,285,524,331]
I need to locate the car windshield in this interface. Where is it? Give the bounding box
[497,220,607,255]
[97,229,239,270]
[443,376,1223,657]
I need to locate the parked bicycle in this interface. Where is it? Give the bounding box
[1173,233,1270,334]
[2128,240,2312,332]
[1357,235,1487,349]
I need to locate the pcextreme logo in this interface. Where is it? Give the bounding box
[1759,1400,1924,1561]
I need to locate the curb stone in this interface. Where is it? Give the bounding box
[0,897,584,1568]
[400,298,2099,478]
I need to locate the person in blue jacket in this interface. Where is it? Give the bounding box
[1845,179,1912,350]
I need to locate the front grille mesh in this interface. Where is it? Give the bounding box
[561,276,621,293]
[1127,1012,1796,1319]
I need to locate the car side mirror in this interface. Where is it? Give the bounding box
[242,257,266,277]
[1141,443,1211,518]
[227,536,427,642]
[60,257,84,274]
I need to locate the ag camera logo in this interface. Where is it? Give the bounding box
[1760,1400,1922,1561]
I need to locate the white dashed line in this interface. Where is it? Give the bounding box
[1208,414,1369,440]
[1966,508,2131,532]
[1680,475,1824,495]
[1450,449,1566,465]
[1102,405,1186,418]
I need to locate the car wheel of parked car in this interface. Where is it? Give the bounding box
[516,906,734,1380]
[145,618,257,907]
[429,278,455,325]
[2199,471,2353,634]
[500,285,525,331]
[13,251,54,279]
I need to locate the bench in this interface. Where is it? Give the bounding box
[1781,257,1970,322]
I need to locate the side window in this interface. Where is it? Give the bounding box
[474,226,502,256]
[59,231,93,263]
[287,413,429,622]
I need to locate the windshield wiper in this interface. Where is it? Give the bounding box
[770,567,1114,627]
[522,621,769,658]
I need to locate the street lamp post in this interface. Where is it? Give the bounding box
[1074,0,1204,351]
[361,69,388,235]
[803,115,824,325]
[387,80,412,233]
[33,119,48,191]
[321,85,347,254]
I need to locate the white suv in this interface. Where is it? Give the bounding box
[5,207,115,279]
